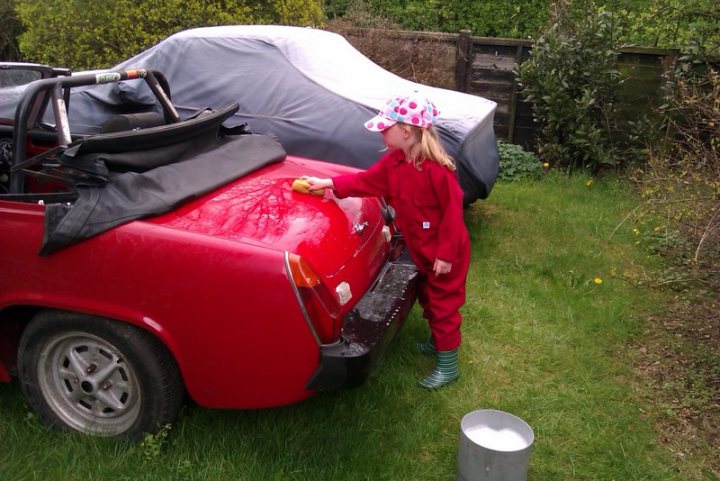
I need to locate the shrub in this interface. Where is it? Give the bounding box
[325,0,549,38]
[497,141,543,182]
[632,58,720,287]
[15,0,324,70]
[589,0,720,50]
[515,5,629,172]
[0,0,22,61]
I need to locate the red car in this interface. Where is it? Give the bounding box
[0,65,418,438]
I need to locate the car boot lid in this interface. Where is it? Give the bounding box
[150,157,389,277]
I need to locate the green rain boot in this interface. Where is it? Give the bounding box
[418,349,459,389]
[416,338,436,356]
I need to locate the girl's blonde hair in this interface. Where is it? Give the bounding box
[405,125,456,171]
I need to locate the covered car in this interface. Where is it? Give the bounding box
[60,25,499,206]
[0,66,418,438]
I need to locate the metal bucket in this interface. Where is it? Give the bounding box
[457,409,534,481]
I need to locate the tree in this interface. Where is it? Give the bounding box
[15,0,324,70]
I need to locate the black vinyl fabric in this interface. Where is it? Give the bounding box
[40,129,286,256]
[60,104,241,177]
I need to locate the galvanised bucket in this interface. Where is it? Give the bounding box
[457,409,534,481]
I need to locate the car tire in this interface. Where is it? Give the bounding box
[18,310,184,439]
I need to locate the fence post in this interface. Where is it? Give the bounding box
[455,30,472,93]
[507,44,525,144]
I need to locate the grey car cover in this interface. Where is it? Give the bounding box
[63,26,499,205]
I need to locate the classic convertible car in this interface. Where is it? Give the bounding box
[0,65,418,438]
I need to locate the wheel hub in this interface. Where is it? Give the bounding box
[37,332,142,435]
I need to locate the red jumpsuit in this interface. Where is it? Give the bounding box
[332,149,471,351]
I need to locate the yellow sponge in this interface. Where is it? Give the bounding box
[292,178,324,196]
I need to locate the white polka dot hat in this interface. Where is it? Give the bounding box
[364,93,439,132]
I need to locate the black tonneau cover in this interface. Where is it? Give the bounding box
[40,106,286,255]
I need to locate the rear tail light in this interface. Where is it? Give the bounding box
[285,252,343,344]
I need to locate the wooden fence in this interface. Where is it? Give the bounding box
[339,28,679,150]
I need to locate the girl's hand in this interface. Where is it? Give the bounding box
[301,176,334,191]
[433,259,452,276]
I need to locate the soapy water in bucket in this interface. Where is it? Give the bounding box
[464,426,530,452]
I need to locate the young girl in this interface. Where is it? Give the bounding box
[302,93,471,389]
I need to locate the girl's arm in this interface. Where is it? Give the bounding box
[321,151,396,199]
[301,152,395,199]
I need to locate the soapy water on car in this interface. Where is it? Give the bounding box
[464,426,529,451]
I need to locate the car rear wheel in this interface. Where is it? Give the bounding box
[18,310,183,439]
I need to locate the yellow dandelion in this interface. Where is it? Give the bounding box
[543,162,549,168]
[586,179,594,186]
[632,228,640,236]
[593,277,603,285]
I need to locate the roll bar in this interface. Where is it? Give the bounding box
[10,68,178,194]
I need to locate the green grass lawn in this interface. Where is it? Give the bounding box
[0,174,716,480]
